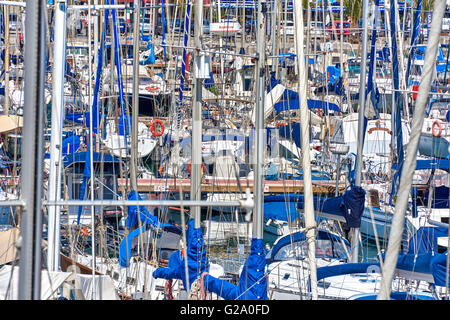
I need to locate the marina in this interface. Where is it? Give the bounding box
[0,0,449,301]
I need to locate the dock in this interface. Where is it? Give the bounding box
[117,177,347,195]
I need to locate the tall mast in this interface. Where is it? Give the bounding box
[87,0,97,300]
[130,0,140,192]
[47,0,67,273]
[191,0,205,228]
[253,0,266,240]
[293,0,318,300]
[377,0,446,300]
[352,0,369,263]
[18,0,47,300]
[3,5,10,115]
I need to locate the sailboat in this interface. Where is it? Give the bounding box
[1,0,450,302]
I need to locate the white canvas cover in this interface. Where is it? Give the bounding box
[0,265,72,300]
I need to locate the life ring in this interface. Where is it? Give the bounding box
[80,226,89,238]
[432,120,442,137]
[367,127,392,135]
[158,162,166,175]
[187,162,206,175]
[150,119,164,137]
[145,86,159,92]
[275,122,287,127]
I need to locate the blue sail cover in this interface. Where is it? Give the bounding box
[396,226,448,275]
[125,190,160,229]
[119,224,147,267]
[153,219,209,290]
[264,187,365,227]
[311,186,366,228]
[431,252,450,287]
[342,185,366,228]
[203,238,267,300]
[264,193,332,222]
[264,201,299,222]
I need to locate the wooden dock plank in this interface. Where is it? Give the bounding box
[117,178,346,195]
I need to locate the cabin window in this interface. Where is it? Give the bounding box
[315,239,333,258]
[273,241,308,261]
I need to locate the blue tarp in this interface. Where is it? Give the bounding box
[203,238,267,300]
[153,219,209,290]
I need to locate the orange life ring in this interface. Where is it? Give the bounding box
[158,162,166,175]
[368,127,392,135]
[145,86,159,92]
[432,120,442,137]
[187,162,206,175]
[80,226,89,238]
[150,119,164,137]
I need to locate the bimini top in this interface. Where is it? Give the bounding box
[63,151,119,168]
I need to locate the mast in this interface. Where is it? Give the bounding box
[217,0,225,95]
[352,0,369,263]
[377,0,446,300]
[3,5,10,115]
[130,0,140,192]
[47,0,67,272]
[94,0,99,68]
[253,0,266,240]
[191,0,205,228]
[292,0,318,300]
[87,0,97,300]
[18,0,46,300]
